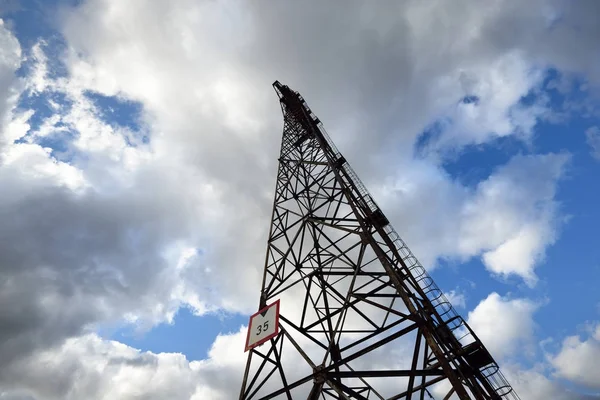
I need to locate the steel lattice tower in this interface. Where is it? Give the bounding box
[239,81,520,400]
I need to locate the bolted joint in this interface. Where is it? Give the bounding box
[312,365,327,384]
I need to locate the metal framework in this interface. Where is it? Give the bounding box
[239,81,520,400]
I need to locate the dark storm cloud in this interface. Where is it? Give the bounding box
[0,163,208,366]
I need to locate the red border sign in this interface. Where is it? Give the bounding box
[244,300,280,352]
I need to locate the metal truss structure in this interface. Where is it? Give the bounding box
[239,81,520,400]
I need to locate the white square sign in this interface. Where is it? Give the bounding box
[244,300,280,352]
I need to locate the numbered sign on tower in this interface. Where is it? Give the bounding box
[244,300,280,352]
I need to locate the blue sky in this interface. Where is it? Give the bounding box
[1,1,600,399]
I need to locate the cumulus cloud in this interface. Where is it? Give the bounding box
[0,308,593,400]
[444,290,467,309]
[548,323,600,391]
[467,292,539,359]
[0,330,247,400]
[377,152,567,283]
[0,0,568,349]
[504,364,599,400]
[0,51,264,367]
[474,154,567,284]
[586,126,600,160]
[0,0,598,398]
[0,18,22,150]
[464,295,599,398]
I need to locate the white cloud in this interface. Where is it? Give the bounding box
[548,323,600,391]
[0,18,23,152]
[0,0,599,398]
[1,141,86,190]
[467,292,539,359]
[0,332,241,400]
[444,290,466,308]
[464,153,567,284]
[27,41,49,94]
[377,153,567,283]
[503,363,598,400]
[46,0,574,295]
[429,50,548,150]
[482,220,553,286]
[1,323,595,400]
[0,326,322,400]
[2,109,33,143]
[585,126,600,160]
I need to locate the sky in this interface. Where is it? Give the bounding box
[0,0,599,399]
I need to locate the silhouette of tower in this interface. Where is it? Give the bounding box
[239,81,520,400]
